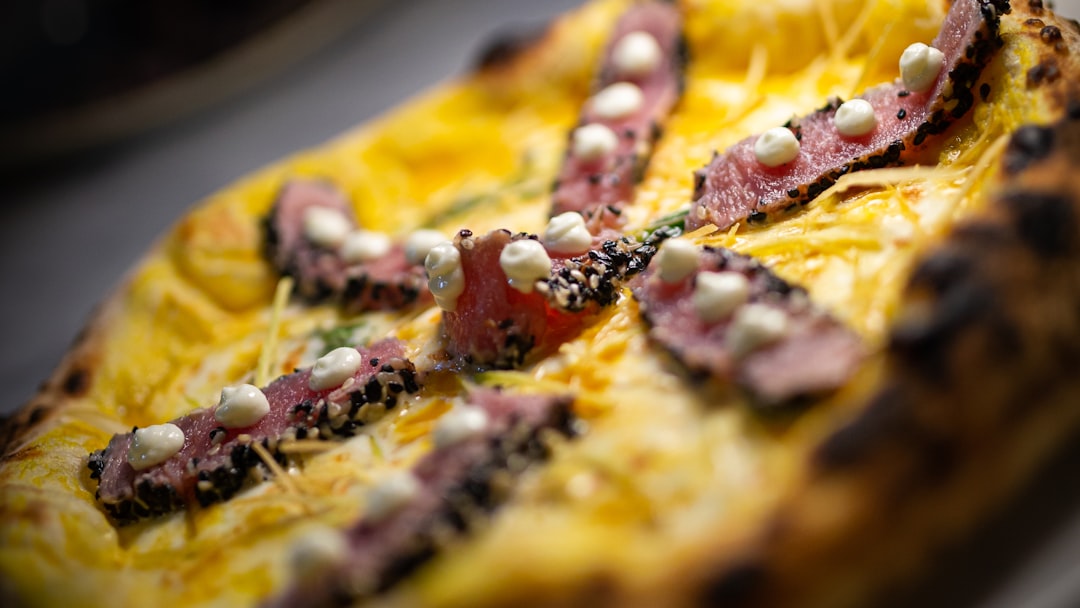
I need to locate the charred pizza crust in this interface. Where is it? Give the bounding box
[5,1,1080,607]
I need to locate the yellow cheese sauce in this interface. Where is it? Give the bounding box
[0,1,1065,606]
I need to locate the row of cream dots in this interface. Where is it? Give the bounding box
[754,42,946,167]
[654,239,790,358]
[571,30,665,161]
[424,210,594,311]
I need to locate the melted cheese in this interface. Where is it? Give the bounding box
[0,1,1064,606]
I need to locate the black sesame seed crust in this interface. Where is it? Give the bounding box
[88,356,421,525]
[536,225,680,313]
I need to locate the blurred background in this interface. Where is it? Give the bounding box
[2,0,1080,606]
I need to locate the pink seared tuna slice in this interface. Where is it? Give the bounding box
[264,179,432,311]
[633,246,864,406]
[265,179,354,299]
[442,230,584,369]
[265,389,575,607]
[342,244,429,313]
[551,1,684,231]
[687,0,1010,231]
[88,339,420,524]
[442,226,677,368]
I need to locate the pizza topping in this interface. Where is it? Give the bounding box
[89,340,419,523]
[499,238,553,294]
[127,424,185,471]
[364,471,420,522]
[591,82,645,120]
[425,240,466,311]
[611,31,663,77]
[633,247,864,406]
[687,0,1009,231]
[266,180,354,299]
[571,123,620,161]
[655,238,701,283]
[340,230,393,264]
[302,206,351,248]
[544,211,593,255]
[899,42,946,93]
[341,245,430,313]
[266,180,432,312]
[539,226,678,313]
[693,271,751,323]
[289,526,349,580]
[726,302,790,357]
[403,229,448,265]
[550,1,683,226]
[834,99,878,137]
[309,347,364,391]
[753,126,801,168]
[214,384,271,429]
[268,389,574,606]
[441,230,566,368]
[432,404,489,448]
[441,226,676,368]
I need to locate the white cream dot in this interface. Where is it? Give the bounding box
[693,272,751,323]
[726,303,790,357]
[499,239,552,294]
[899,42,945,93]
[612,31,662,77]
[290,526,348,579]
[655,239,700,283]
[433,405,489,449]
[591,82,644,120]
[544,212,593,255]
[215,384,271,428]
[753,127,800,168]
[833,99,878,137]
[309,347,363,391]
[302,206,351,248]
[340,230,393,264]
[128,423,185,471]
[365,471,420,522]
[425,241,465,312]
[571,123,620,162]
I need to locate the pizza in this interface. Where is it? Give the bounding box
[3,0,1080,606]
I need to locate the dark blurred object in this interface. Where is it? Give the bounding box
[0,0,384,168]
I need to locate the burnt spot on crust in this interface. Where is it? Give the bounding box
[1041,24,1063,42]
[814,387,911,469]
[62,368,90,397]
[699,559,767,606]
[1027,58,1062,87]
[471,23,549,72]
[1003,124,1055,174]
[1002,191,1077,257]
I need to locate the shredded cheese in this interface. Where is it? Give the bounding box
[250,441,300,496]
[255,277,293,387]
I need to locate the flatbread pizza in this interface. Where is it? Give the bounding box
[4,0,1080,606]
